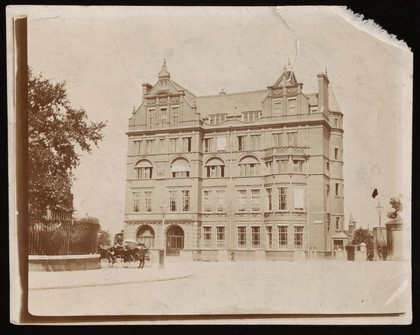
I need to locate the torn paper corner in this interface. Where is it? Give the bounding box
[331,6,411,52]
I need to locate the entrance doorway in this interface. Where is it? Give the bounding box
[166,225,184,256]
[136,225,155,248]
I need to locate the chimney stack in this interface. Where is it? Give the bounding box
[317,71,329,116]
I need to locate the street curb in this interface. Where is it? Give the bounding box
[29,272,193,291]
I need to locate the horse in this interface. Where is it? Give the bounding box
[98,246,115,267]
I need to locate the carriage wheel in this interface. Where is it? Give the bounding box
[144,252,154,267]
[121,257,129,268]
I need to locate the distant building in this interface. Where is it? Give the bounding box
[123,60,344,260]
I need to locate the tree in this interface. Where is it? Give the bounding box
[351,227,374,260]
[28,69,107,216]
[387,197,402,219]
[98,229,112,247]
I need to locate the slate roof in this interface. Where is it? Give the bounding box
[195,90,268,117]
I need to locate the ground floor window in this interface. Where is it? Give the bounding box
[237,227,246,248]
[203,226,212,248]
[266,226,273,249]
[216,226,225,248]
[279,226,288,248]
[251,226,260,248]
[294,226,304,250]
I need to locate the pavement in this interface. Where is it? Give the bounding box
[29,259,192,290]
[27,259,411,321]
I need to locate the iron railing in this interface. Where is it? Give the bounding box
[29,213,99,255]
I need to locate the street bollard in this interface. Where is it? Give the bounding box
[159,249,164,269]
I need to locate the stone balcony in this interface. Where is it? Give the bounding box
[264,146,309,158]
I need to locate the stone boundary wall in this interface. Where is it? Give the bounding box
[29,254,100,271]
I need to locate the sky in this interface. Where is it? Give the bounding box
[10,6,412,235]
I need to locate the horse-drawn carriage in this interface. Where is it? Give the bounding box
[99,239,154,268]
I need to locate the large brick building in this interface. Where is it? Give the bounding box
[123,60,345,260]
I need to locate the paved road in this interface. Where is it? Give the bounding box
[29,259,410,317]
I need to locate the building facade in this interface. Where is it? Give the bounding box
[124,61,344,260]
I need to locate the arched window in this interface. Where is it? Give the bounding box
[205,157,225,178]
[171,158,190,178]
[135,160,153,179]
[136,225,155,248]
[238,156,260,176]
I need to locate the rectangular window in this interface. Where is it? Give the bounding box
[266,226,273,249]
[251,189,261,212]
[209,114,226,125]
[148,109,155,129]
[171,107,179,127]
[170,138,178,153]
[326,184,330,199]
[251,226,260,248]
[133,192,141,212]
[310,106,318,113]
[216,136,226,151]
[334,118,339,128]
[145,191,152,212]
[294,226,304,249]
[278,160,288,173]
[334,148,339,160]
[273,133,282,147]
[237,227,246,248]
[335,183,339,196]
[251,135,261,150]
[266,188,272,211]
[293,160,303,173]
[216,227,225,248]
[238,190,247,212]
[287,132,297,146]
[216,190,226,212]
[169,190,177,212]
[134,140,142,154]
[273,100,282,115]
[183,137,192,152]
[182,190,190,212]
[146,140,154,154]
[336,217,340,230]
[294,187,304,210]
[203,190,212,212]
[204,138,212,152]
[288,98,297,114]
[278,187,288,210]
[203,227,212,248]
[265,161,273,174]
[238,135,246,151]
[160,107,167,128]
[326,161,330,172]
[279,226,288,248]
[242,111,260,122]
[159,138,165,153]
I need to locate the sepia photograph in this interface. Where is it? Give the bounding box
[8,6,412,324]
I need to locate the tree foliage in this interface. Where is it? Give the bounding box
[351,227,373,246]
[28,69,106,216]
[351,227,374,260]
[387,197,402,219]
[98,229,112,247]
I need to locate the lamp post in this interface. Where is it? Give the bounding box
[159,205,167,269]
[375,202,383,227]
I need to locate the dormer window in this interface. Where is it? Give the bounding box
[242,111,260,122]
[288,98,297,114]
[209,114,226,125]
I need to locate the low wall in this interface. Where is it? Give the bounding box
[29,254,100,271]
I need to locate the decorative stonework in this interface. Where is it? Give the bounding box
[170,96,180,103]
